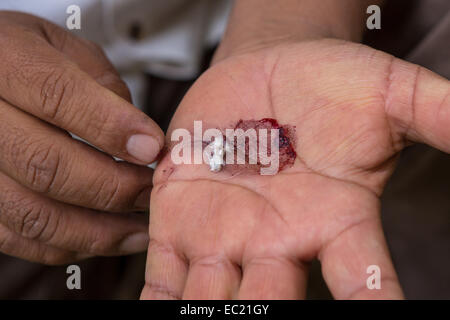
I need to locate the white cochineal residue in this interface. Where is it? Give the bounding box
[206,138,232,172]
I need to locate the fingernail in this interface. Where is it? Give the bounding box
[119,233,149,254]
[134,186,151,210]
[127,134,161,163]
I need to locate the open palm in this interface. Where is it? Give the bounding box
[141,39,449,299]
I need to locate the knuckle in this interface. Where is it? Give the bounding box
[1,190,58,241]
[17,205,50,240]
[4,127,68,195]
[38,66,77,121]
[21,140,66,194]
[92,170,123,211]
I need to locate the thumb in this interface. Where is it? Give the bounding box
[385,58,450,152]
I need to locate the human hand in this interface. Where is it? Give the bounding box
[0,12,164,264]
[141,39,449,299]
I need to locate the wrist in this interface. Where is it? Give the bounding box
[213,0,382,63]
[213,20,333,64]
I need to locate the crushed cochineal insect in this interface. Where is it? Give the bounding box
[203,118,297,175]
[233,118,297,173]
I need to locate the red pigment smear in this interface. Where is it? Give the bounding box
[226,118,297,174]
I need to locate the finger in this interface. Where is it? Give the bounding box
[0,224,82,265]
[385,59,450,152]
[141,239,188,300]
[0,99,153,212]
[319,216,404,299]
[182,255,241,300]
[237,256,308,300]
[39,20,132,101]
[0,21,163,164]
[0,172,149,255]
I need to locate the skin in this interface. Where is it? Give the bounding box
[138,0,444,300]
[141,41,450,299]
[0,12,165,264]
[1,2,447,299]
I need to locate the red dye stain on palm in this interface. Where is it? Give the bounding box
[230,118,297,173]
